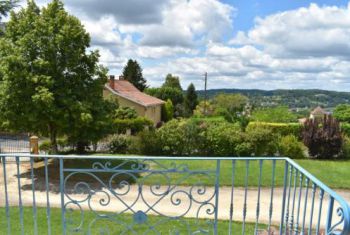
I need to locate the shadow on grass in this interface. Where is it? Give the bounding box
[19,158,141,194]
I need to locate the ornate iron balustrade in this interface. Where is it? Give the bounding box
[0,154,349,234]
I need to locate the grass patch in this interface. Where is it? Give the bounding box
[0,207,265,234]
[149,158,350,189]
[31,157,350,189]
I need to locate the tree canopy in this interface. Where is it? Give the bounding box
[0,0,115,152]
[162,74,182,90]
[251,106,298,123]
[333,104,350,123]
[122,59,147,91]
[185,83,198,115]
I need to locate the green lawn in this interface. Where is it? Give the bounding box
[0,207,266,234]
[61,157,350,189]
[147,158,350,189]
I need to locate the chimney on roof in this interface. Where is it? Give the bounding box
[119,75,125,80]
[109,75,115,89]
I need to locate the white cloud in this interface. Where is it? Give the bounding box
[232,3,350,58]
[14,1,350,90]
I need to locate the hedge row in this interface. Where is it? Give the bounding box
[247,122,302,138]
[114,119,307,158]
[114,117,153,134]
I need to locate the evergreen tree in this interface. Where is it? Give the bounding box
[0,0,115,153]
[122,59,147,91]
[185,83,198,115]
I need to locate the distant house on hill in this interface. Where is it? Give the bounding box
[104,75,165,124]
[298,106,330,124]
[310,106,328,120]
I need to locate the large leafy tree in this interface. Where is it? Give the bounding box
[0,0,115,153]
[184,83,198,115]
[333,104,350,123]
[162,74,182,90]
[122,59,147,91]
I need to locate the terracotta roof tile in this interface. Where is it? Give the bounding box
[108,80,164,107]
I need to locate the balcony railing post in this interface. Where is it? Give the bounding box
[59,157,66,235]
[279,161,289,234]
[213,159,221,235]
[326,196,334,233]
[2,156,11,235]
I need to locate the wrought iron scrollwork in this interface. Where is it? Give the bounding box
[63,159,218,234]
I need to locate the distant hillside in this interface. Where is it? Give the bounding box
[197,89,350,109]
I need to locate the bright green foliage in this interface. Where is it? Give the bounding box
[184,83,198,115]
[341,135,350,159]
[0,0,114,153]
[114,117,153,134]
[133,118,281,157]
[251,106,298,123]
[162,99,174,122]
[193,101,216,117]
[278,135,307,159]
[114,107,138,119]
[247,122,302,137]
[122,59,147,91]
[106,135,131,154]
[244,125,279,156]
[145,87,184,106]
[162,74,182,90]
[213,93,248,123]
[334,104,350,123]
[341,123,350,136]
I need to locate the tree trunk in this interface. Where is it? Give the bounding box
[76,141,87,154]
[49,124,58,154]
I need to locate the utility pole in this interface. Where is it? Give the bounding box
[204,72,208,116]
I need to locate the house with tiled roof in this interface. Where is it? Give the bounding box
[310,106,328,120]
[104,75,165,124]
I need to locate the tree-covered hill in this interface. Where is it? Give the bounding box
[197,89,350,109]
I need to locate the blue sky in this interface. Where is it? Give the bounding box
[229,0,349,32]
[20,0,350,90]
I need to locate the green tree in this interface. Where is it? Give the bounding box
[122,59,147,91]
[213,93,248,123]
[145,87,184,106]
[0,0,114,153]
[162,74,182,90]
[184,83,198,115]
[334,104,350,123]
[251,106,298,123]
[162,99,174,122]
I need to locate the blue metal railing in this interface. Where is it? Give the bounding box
[0,154,349,234]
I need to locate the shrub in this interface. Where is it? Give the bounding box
[114,107,138,119]
[341,123,350,137]
[134,130,162,155]
[302,116,342,159]
[106,135,131,154]
[340,135,350,159]
[39,140,52,153]
[162,99,174,122]
[204,122,244,156]
[247,122,301,137]
[244,126,279,156]
[156,119,188,155]
[279,135,307,159]
[114,117,153,134]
